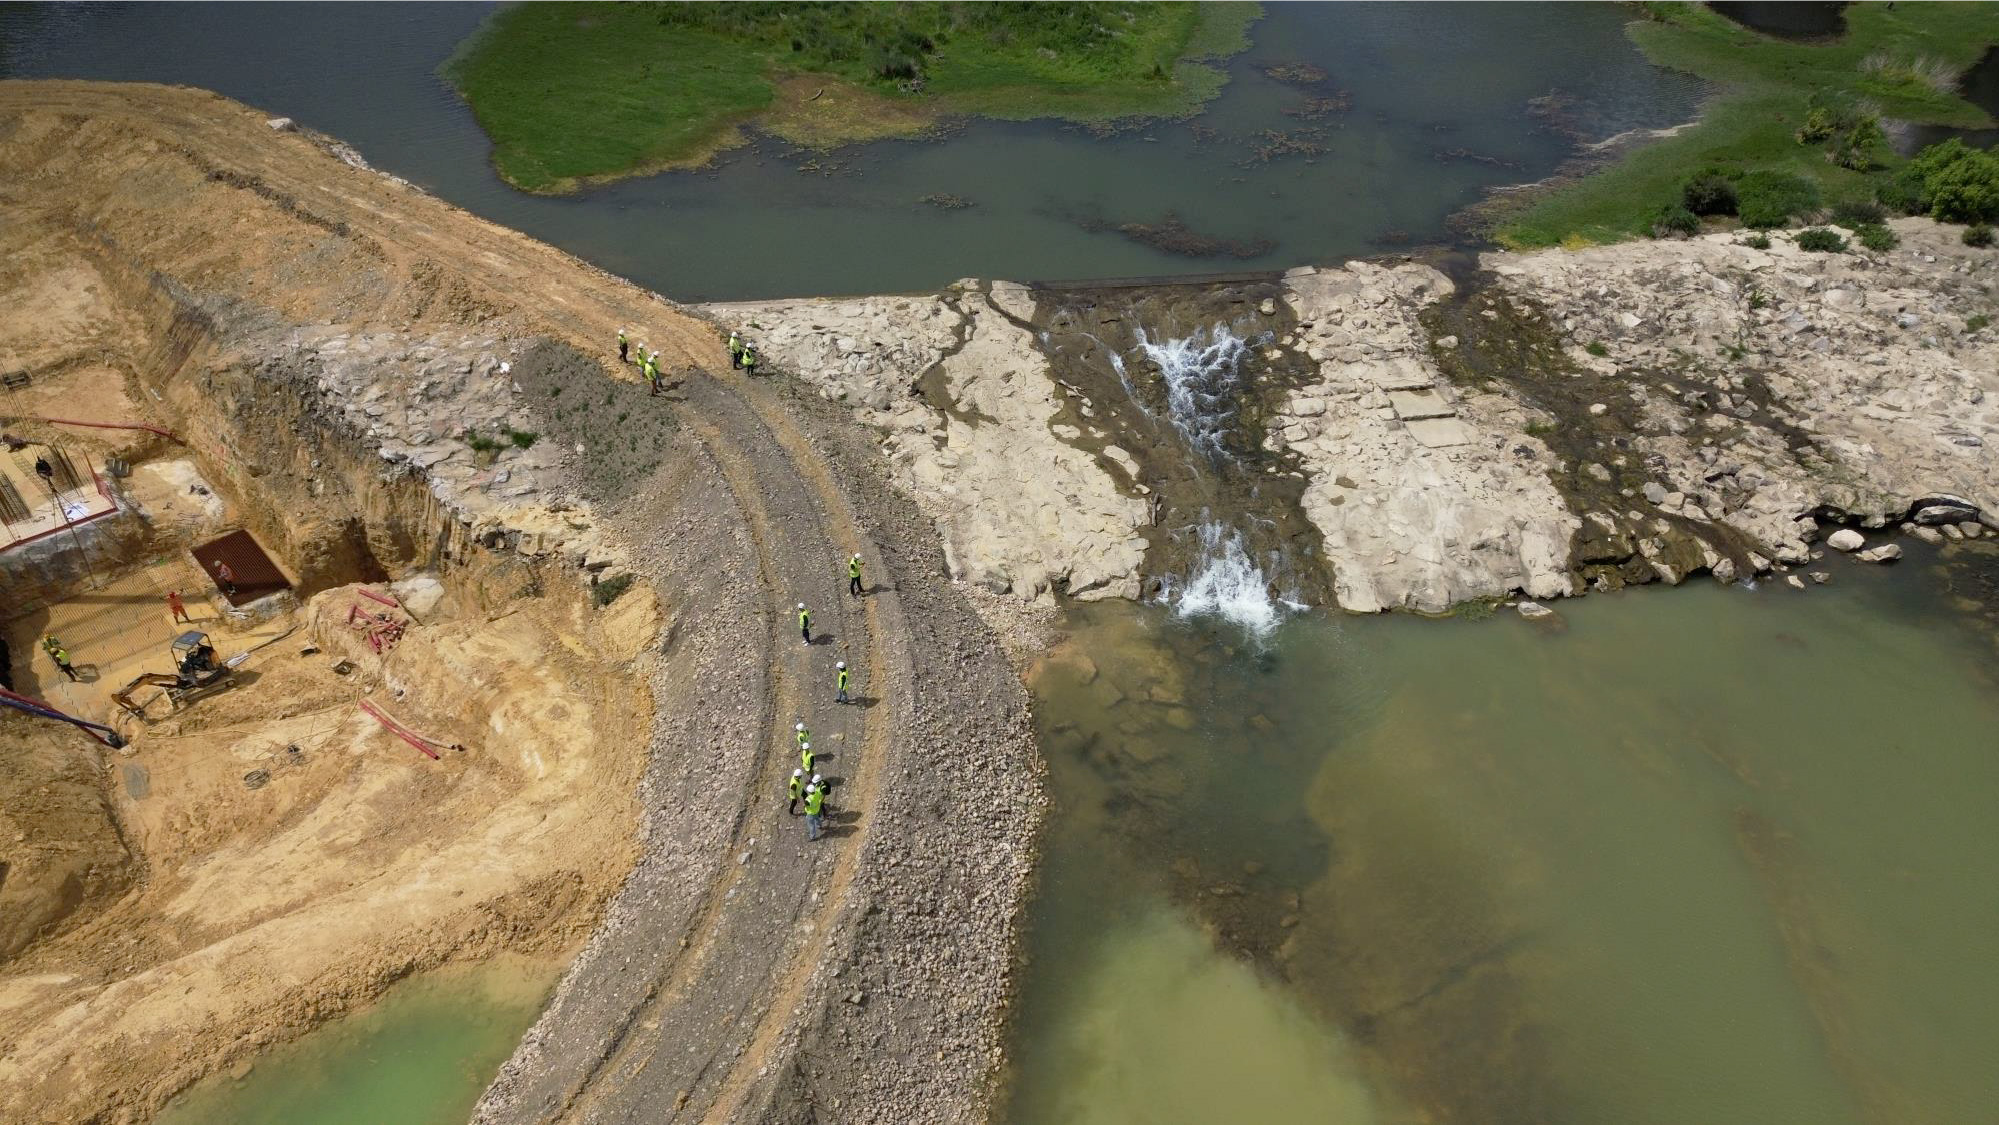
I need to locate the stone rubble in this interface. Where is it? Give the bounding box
[278,326,620,569]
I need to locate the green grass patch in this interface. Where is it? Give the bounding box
[444,1,1257,192]
[1498,2,1999,248]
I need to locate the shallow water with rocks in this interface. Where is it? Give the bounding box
[1007,544,1999,1125]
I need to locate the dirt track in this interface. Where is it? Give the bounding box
[0,81,1040,1124]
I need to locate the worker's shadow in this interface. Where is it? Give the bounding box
[819,813,860,837]
[843,695,881,710]
[808,633,837,646]
[77,664,103,683]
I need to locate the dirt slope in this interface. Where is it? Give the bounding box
[0,81,1039,1125]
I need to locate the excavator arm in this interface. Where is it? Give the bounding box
[112,672,185,718]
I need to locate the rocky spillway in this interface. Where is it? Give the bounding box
[708,218,1998,617]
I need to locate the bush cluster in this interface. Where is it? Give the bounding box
[1856,224,1899,251]
[1651,204,1701,238]
[1966,223,1995,248]
[1795,228,1847,253]
[1796,91,1887,171]
[1884,139,1999,223]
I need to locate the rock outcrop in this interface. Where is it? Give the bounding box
[709,219,1997,615]
[1274,262,1579,612]
[705,282,1148,600]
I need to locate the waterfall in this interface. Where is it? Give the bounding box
[1135,324,1249,461]
[1163,521,1289,638]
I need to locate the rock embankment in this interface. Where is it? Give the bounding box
[707,282,1148,600]
[718,220,1996,614]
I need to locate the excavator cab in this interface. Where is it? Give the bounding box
[171,631,218,678]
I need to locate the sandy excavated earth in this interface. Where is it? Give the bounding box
[0,81,1039,1125]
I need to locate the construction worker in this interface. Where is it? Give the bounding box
[800,740,815,776]
[741,344,759,377]
[795,721,810,750]
[618,327,630,364]
[166,590,191,624]
[803,781,825,841]
[49,642,79,683]
[836,661,850,704]
[213,559,237,597]
[727,329,743,369]
[847,552,864,598]
[787,768,806,815]
[40,634,60,657]
[643,350,661,396]
[798,602,811,645]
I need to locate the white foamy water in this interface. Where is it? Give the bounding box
[1168,522,1286,637]
[1135,324,1249,461]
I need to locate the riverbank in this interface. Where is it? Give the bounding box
[443,1,1257,193]
[1493,2,1999,248]
[0,81,1040,1125]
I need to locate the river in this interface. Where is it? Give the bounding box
[1009,548,1999,1125]
[11,5,1997,1125]
[0,2,1698,300]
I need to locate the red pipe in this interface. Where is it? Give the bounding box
[357,588,402,610]
[13,416,183,443]
[359,699,441,760]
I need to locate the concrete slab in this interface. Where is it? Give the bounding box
[1407,417,1473,448]
[1388,388,1456,420]
[1353,356,1436,391]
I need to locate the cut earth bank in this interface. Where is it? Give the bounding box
[710,218,1999,616]
[0,82,1038,1125]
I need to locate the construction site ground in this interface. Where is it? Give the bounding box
[0,80,1041,1125]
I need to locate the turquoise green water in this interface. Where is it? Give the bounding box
[155,958,556,1125]
[1007,546,1999,1125]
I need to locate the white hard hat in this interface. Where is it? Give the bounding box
[795,722,806,732]
[811,774,822,784]
[836,661,846,669]
[852,552,861,559]
[802,741,810,750]
[792,768,803,777]
[797,602,806,610]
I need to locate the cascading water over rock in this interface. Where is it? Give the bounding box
[1170,521,1284,636]
[1136,324,1249,461]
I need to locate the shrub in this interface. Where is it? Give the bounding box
[1967,313,1992,332]
[1682,169,1739,216]
[1856,224,1899,251]
[1743,233,1772,250]
[506,428,539,449]
[1878,167,1928,215]
[1795,228,1847,253]
[1929,152,1999,224]
[1652,204,1701,238]
[1904,139,1999,223]
[1585,341,1609,357]
[1737,170,1822,228]
[1831,198,1886,227]
[1797,91,1886,171]
[592,573,635,607]
[1830,117,1888,171]
[1965,223,1995,248]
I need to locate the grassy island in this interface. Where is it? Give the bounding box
[1497,1,1999,248]
[443,1,1257,193]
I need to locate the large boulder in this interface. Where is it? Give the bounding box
[1907,494,1982,526]
[1826,528,1866,552]
[1857,543,1904,563]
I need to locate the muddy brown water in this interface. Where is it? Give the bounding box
[1006,544,1999,1125]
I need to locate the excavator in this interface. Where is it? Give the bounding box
[111,631,234,719]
